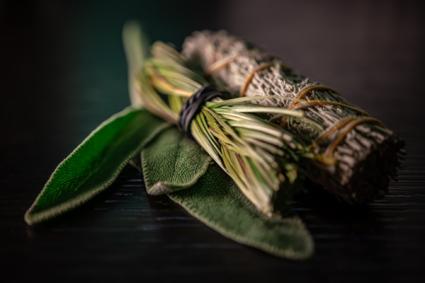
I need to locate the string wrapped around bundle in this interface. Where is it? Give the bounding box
[182,31,404,203]
[127,35,315,216]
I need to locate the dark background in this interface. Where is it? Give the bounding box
[1,0,425,282]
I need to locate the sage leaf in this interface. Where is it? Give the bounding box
[25,107,168,225]
[168,165,314,259]
[142,127,211,195]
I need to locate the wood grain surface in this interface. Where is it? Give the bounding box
[1,1,424,282]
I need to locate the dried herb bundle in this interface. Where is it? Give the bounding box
[183,31,403,203]
[125,27,318,215]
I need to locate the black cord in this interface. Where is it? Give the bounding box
[178,85,228,137]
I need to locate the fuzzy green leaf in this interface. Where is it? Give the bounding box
[142,127,211,195]
[25,107,168,225]
[167,165,314,260]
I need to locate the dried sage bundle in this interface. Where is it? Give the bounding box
[183,31,403,203]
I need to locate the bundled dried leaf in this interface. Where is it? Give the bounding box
[183,31,403,203]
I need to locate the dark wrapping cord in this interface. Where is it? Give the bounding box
[178,85,228,137]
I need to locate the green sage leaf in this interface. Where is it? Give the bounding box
[167,165,314,260]
[142,127,211,195]
[25,107,168,225]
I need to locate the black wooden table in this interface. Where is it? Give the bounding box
[1,1,424,282]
